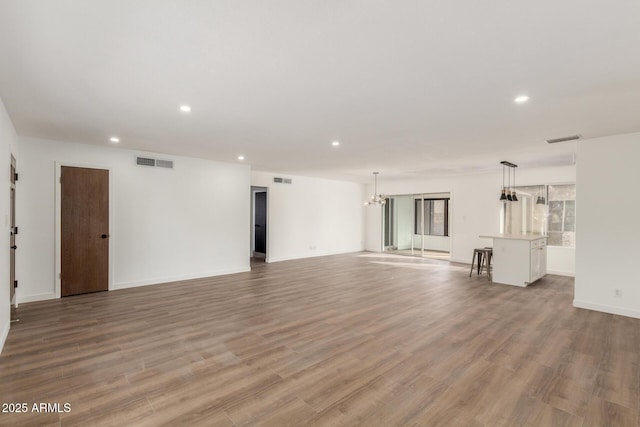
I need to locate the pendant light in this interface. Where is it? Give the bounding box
[499,164,507,201]
[365,172,387,206]
[536,185,546,205]
[500,161,518,202]
[512,164,518,202]
[506,166,513,201]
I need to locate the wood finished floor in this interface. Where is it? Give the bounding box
[1,252,639,426]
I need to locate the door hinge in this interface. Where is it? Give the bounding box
[13,280,17,288]
[59,177,62,184]
[14,226,18,235]
[59,273,62,279]
[14,172,18,181]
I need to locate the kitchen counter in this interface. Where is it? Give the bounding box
[480,233,546,241]
[480,234,547,287]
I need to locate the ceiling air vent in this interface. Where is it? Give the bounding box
[136,156,174,169]
[273,177,292,184]
[546,135,581,144]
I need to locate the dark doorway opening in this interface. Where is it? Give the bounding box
[251,186,268,265]
[255,192,267,254]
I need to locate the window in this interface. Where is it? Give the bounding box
[503,184,575,247]
[547,184,576,247]
[415,198,449,236]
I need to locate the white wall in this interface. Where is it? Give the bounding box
[575,132,640,318]
[364,165,576,274]
[251,171,364,262]
[17,137,250,303]
[548,246,575,276]
[0,96,19,353]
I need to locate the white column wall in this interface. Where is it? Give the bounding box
[575,132,640,318]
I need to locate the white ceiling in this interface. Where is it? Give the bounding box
[1,1,639,182]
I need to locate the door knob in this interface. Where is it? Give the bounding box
[10,245,17,249]
[101,234,109,239]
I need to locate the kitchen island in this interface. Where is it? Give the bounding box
[479,234,546,287]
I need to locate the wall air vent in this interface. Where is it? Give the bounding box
[546,135,581,144]
[136,156,174,169]
[136,156,156,167]
[273,177,292,184]
[155,159,174,169]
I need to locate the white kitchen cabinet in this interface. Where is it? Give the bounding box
[479,234,547,287]
[530,238,547,283]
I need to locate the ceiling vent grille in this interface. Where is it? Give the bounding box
[546,135,581,144]
[273,177,292,184]
[136,156,174,169]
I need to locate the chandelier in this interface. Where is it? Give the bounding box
[365,172,386,206]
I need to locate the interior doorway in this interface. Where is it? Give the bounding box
[61,166,109,296]
[251,186,268,264]
[10,155,17,319]
[255,192,267,254]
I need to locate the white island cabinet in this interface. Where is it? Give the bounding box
[479,234,547,287]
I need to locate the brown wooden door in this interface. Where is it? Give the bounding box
[61,167,109,296]
[10,156,16,306]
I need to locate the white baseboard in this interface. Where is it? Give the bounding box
[450,257,471,264]
[17,292,56,304]
[15,268,252,302]
[547,269,575,277]
[112,267,251,290]
[267,249,363,264]
[0,320,9,355]
[573,299,640,319]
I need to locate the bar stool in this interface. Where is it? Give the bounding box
[483,246,493,279]
[469,248,492,281]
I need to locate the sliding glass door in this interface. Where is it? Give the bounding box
[383,195,414,253]
[383,193,451,259]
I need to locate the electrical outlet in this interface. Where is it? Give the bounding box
[615,289,622,297]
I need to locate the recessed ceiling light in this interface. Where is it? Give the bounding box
[109,137,120,143]
[237,155,245,161]
[179,105,191,113]
[514,95,530,104]
[332,141,340,146]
